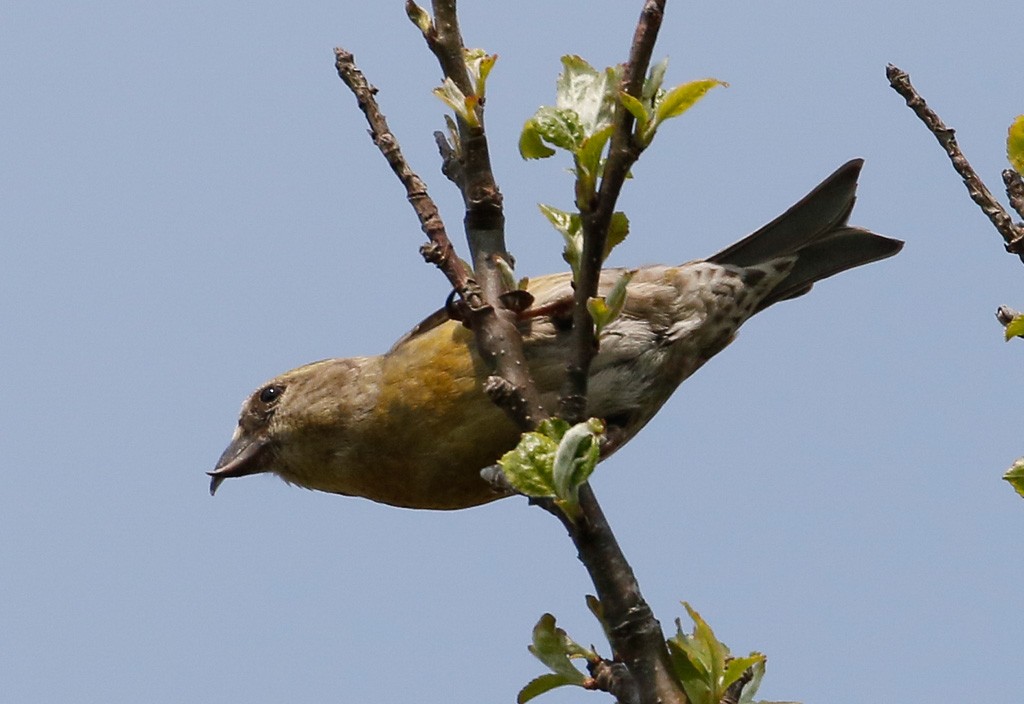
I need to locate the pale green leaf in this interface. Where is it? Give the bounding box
[497,431,559,498]
[619,91,650,130]
[643,57,669,104]
[538,204,584,278]
[494,255,518,292]
[655,79,727,123]
[527,614,591,683]
[523,106,586,153]
[518,674,579,704]
[464,48,497,98]
[1004,314,1024,340]
[1004,458,1024,499]
[589,270,634,338]
[575,124,615,193]
[520,124,556,159]
[604,270,633,316]
[604,211,630,259]
[551,418,604,506]
[587,297,610,331]
[433,77,479,127]
[555,55,620,136]
[538,203,574,236]
[721,653,765,692]
[1008,115,1024,174]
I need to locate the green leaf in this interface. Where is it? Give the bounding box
[721,653,766,692]
[1008,114,1024,174]
[686,603,728,692]
[574,124,615,196]
[551,418,604,507]
[497,430,560,499]
[604,211,630,260]
[589,270,634,337]
[643,57,669,105]
[519,122,556,159]
[667,603,768,704]
[517,673,578,704]
[735,659,766,704]
[432,77,479,127]
[538,204,583,278]
[1004,458,1024,499]
[464,48,497,98]
[638,78,726,144]
[619,90,651,134]
[585,595,609,639]
[555,55,620,136]
[527,614,591,683]
[521,106,586,154]
[1004,314,1024,340]
[497,419,574,499]
[494,255,518,292]
[668,637,713,704]
[655,78,727,122]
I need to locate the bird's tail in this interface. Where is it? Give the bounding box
[708,159,903,312]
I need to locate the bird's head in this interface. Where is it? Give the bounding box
[208,357,380,496]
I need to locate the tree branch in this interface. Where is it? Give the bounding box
[412,0,549,428]
[334,44,545,430]
[553,3,686,702]
[561,0,666,423]
[886,63,1024,260]
[1004,168,1024,221]
[333,48,479,310]
[340,7,685,703]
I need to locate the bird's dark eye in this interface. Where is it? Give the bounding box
[259,385,284,404]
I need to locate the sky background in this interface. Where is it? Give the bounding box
[3,2,1022,702]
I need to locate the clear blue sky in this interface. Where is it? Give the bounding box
[4,2,1022,702]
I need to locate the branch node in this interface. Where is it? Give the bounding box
[588,659,640,704]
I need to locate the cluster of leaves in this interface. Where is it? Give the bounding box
[520,56,724,338]
[498,418,604,521]
[520,55,720,272]
[431,48,497,128]
[519,603,779,704]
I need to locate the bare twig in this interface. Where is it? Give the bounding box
[886,63,1024,259]
[334,46,545,429]
[573,484,686,704]
[589,658,640,704]
[333,48,479,308]
[562,0,667,423]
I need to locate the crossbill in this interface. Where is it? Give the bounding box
[209,159,902,509]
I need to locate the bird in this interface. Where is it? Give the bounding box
[209,159,902,509]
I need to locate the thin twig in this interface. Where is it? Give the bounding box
[886,63,1024,259]
[412,0,549,427]
[334,46,545,429]
[562,0,667,423]
[548,3,686,699]
[334,48,479,307]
